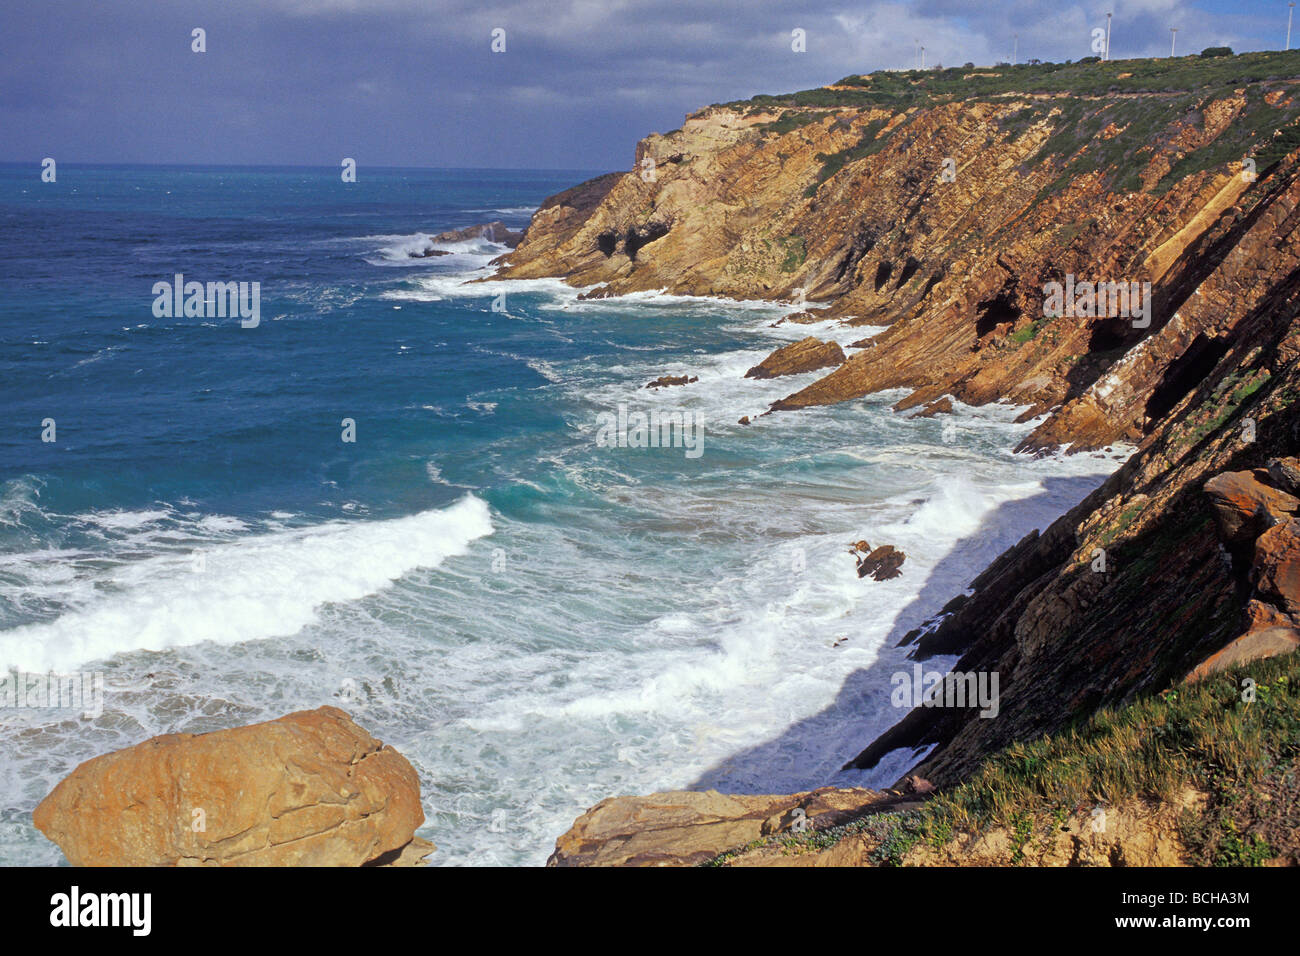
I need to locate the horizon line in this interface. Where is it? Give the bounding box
[0,160,615,174]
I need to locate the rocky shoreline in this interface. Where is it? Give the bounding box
[498,52,1300,865]
[28,52,1300,868]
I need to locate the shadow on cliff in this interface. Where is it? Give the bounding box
[686,474,1108,795]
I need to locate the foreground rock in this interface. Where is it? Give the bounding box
[548,787,903,867]
[548,784,1202,866]
[33,706,430,866]
[1184,626,1300,682]
[745,337,845,379]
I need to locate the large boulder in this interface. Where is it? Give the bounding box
[1253,519,1300,619]
[1203,469,1300,548]
[745,337,845,380]
[1267,457,1300,496]
[33,706,428,866]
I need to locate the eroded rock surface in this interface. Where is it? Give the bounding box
[744,337,845,379]
[33,706,428,867]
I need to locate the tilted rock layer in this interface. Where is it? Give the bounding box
[33,706,427,866]
[504,53,1300,864]
[498,52,1300,453]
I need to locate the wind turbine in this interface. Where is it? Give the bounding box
[1105,12,1113,61]
[1170,27,1177,57]
[1289,3,1296,51]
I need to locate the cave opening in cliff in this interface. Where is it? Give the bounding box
[1143,333,1234,423]
[624,222,669,261]
[1087,320,1139,355]
[834,231,877,283]
[874,262,893,291]
[974,291,1019,337]
[895,256,922,288]
[596,230,619,257]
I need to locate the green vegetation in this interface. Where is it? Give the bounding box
[1154,87,1295,194]
[1177,367,1271,448]
[923,652,1296,865]
[780,235,806,272]
[714,49,1300,113]
[1009,320,1044,344]
[758,111,827,136]
[804,117,895,196]
[1098,502,1145,547]
[703,651,1299,866]
[735,49,1300,207]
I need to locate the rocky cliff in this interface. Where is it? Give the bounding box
[494,51,1300,865]
[498,51,1300,452]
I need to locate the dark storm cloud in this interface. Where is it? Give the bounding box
[0,0,1290,169]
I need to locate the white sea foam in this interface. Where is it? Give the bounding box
[0,495,493,673]
[0,251,1133,867]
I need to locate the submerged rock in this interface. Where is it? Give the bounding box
[409,220,524,257]
[856,544,906,581]
[33,706,429,866]
[645,374,698,389]
[910,397,954,418]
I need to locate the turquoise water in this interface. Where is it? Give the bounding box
[0,164,1120,865]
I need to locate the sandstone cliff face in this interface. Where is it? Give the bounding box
[513,55,1300,865]
[499,55,1300,453]
[33,706,430,866]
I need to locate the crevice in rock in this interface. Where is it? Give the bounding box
[596,230,619,257]
[895,256,922,288]
[834,229,877,283]
[1143,333,1233,423]
[624,222,670,261]
[874,261,893,291]
[1087,319,1140,354]
[975,290,1019,337]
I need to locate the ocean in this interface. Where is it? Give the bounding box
[0,163,1123,865]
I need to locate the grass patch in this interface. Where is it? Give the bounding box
[704,652,1299,866]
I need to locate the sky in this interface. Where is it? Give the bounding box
[2,0,1295,170]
